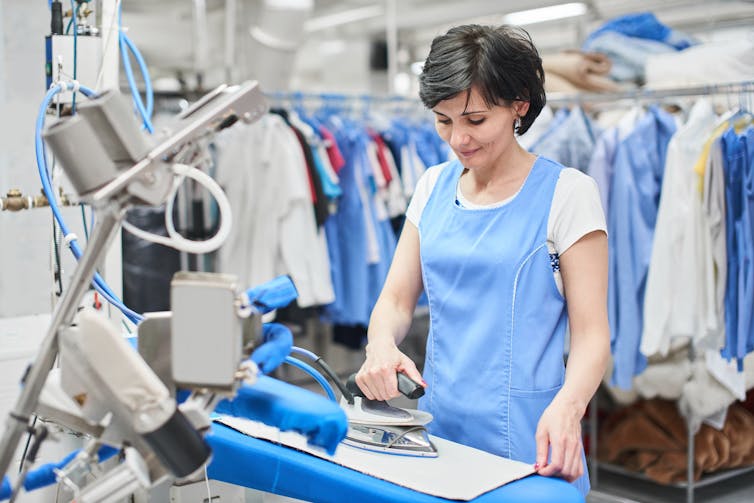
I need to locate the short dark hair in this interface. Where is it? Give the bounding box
[418,24,546,135]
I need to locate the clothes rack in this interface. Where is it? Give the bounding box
[266,91,428,117]
[547,80,754,105]
[267,90,422,104]
[552,79,754,503]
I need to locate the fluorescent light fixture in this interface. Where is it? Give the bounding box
[502,2,587,26]
[304,5,384,32]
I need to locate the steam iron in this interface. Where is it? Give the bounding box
[340,373,438,457]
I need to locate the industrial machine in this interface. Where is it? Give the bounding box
[0,82,347,502]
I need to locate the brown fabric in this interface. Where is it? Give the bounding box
[542,51,621,93]
[599,399,754,484]
[599,407,680,462]
[695,425,730,473]
[644,451,698,484]
[641,399,687,445]
[623,451,660,472]
[723,404,754,467]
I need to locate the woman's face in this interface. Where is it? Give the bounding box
[432,87,526,170]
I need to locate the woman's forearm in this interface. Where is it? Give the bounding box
[366,292,415,350]
[558,329,610,416]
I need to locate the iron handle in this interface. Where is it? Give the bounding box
[346,372,425,400]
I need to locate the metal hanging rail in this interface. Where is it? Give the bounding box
[266,90,422,104]
[269,81,754,106]
[546,80,754,105]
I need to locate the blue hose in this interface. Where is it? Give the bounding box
[290,346,318,361]
[118,6,154,132]
[283,356,337,402]
[35,83,143,324]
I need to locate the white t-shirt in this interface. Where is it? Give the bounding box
[406,161,607,295]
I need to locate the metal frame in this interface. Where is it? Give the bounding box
[0,80,268,481]
[547,80,754,105]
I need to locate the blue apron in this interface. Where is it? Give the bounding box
[417,156,590,495]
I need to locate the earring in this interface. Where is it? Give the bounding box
[514,116,522,133]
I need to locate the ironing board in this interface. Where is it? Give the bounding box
[206,422,584,503]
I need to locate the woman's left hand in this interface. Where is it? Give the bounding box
[534,394,585,482]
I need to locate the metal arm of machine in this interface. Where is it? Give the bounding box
[0,203,123,480]
[0,81,268,484]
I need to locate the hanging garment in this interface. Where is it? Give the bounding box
[319,125,346,173]
[356,130,398,316]
[273,109,330,228]
[380,139,408,219]
[608,106,677,389]
[703,135,728,332]
[415,122,450,169]
[642,99,718,358]
[382,119,430,198]
[745,126,754,360]
[321,122,370,326]
[721,127,746,368]
[721,125,754,368]
[215,114,335,308]
[311,147,343,201]
[530,106,598,173]
[289,110,343,202]
[587,106,642,219]
[320,118,397,327]
[416,157,590,496]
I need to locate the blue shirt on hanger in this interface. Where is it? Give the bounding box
[321,119,370,326]
[530,107,598,172]
[721,125,754,369]
[608,106,676,389]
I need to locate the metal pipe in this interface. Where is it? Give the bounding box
[224,0,237,84]
[687,423,695,503]
[385,0,398,95]
[547,80,754,105]
[0,204,123,479]
[192,0,209,85]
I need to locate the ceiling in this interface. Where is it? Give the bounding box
[120,0,754,90]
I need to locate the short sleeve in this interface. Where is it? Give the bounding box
[548,168,607,254]
[405,164,445,227]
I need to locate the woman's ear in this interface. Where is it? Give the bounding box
[513,100,530,118]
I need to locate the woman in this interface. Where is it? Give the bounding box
[355,24,609,495]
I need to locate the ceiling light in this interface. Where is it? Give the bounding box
[502,2,588,26]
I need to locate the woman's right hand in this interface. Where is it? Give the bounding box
[355,340,425,401]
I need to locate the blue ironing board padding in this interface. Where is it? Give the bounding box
[213,375,347,455]
[207,422,583,503]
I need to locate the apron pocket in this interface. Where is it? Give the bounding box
[507,385,562,463]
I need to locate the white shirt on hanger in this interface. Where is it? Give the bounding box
[215,114,335,308]
[642,99,718,358]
